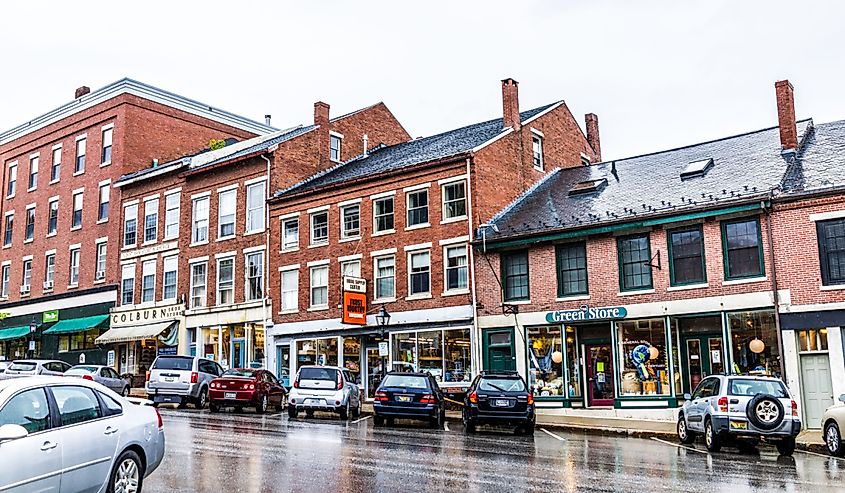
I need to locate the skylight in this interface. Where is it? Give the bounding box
[568,178,608,196]
[681,158,714,180]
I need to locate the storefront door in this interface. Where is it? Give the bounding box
[680,335,723,395]
[800,353,833,427]
[585,344,614,406]
[483,329,515,372]
[366,347,383,400]
[232,338,245,368]
[276,345,290,387]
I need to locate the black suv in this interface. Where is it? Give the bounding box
[374,371,446,428]
[463,371,535,435]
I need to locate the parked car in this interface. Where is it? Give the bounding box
[463,371,535,435]
[65,365,131,396]
[821,393,845,457]
[0,375,165,492]
[288,366,361,420]
[2,360,72,378]
[145,355,223,409]
[677,375,801,455]
[374,372,446,428]
[0,362,10,374]
[279,367,291,388]
[209,368,287,414]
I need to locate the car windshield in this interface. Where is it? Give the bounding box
[152,356,193,371]
[299,368,338,381]
[68,366,99,374]
[8,362,36,371]
[223,369,257,378]
[728,379,788,398]
[479,378,525,392]
[381,375,428,389]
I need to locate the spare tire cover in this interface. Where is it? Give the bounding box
[746,394,785,431]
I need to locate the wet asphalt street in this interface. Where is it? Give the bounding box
[145,408,845,493]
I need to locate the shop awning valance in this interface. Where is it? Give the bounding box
[43,314,110,335]
[0,326,30,341]
[95,321,177,345]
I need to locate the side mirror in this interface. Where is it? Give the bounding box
[839,394,845,404]
[683,393,692,400]
[0,424,28,443]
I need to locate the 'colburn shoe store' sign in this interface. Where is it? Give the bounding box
[111,304,185,326]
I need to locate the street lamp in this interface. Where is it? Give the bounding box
[28,317,37,359]
[376,305,390,381]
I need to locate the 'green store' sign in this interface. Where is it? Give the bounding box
[43,310,59,323]
[546,306,627,324]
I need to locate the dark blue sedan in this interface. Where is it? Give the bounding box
[373,372,446,428]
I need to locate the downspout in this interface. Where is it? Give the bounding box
[466,157,480,378]
[261,153,273,369]
[763,192,786,381]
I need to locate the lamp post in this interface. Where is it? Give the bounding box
[28,317,38,359]
[375,305,391,383]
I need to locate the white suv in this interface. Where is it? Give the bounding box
[677,375,801,455]
[288,366,361,420]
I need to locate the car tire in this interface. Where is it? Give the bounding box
[177,398,188,409]
[430,409,443,429]
[275,395,286,412]
[339,401,350,420]
[257,395,268,414]
[746,394,784,431]
[288,406,298,419]
[464,418,476,434]
[825,421,845,457]
[306,410,315,418]
[195,387,208,410]
[353,401,361,419]
[209,402,220,413]
[776,437,796,456]
[704,418,721,452]
[677,416,696,445]
[106,449,144,493]
[374,415,384,426]
[121,386,130,397]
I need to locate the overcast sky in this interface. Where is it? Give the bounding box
[2,1,844,161]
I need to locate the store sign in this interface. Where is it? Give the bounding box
[378,342,389,357]
[111,303,184,326]
[43,310,59,323]
[545,306,628,323]
[107,350,115,367]
[158,346,177,356]
[343,276,367,293]
[342,291,367,325]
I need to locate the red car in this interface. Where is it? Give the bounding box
[208,368,287,413]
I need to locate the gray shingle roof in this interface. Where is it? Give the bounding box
[186,125,314,172]
[782,119,845,194]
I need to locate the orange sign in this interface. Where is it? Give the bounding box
[342,291,367,325]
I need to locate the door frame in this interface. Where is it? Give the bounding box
[679,333,723,396]
[584,342,614,407]
[799,351,833,427]
[482,328,516,372]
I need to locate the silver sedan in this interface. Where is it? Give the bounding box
[66,365,131,396]
[0,376,165,492]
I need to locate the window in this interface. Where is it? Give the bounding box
[192,196,209,244]
[817,218,845,286]
[75,137,86,173]
[163,256,177,300]
[101,127,113,164]
[617,318,670,396]
[406,189,429,227]
[246,181,266,233]
[22,259,32,290]
[164,192,180,239]
[445,245,468,292]
[341,204,360,238]
[190,262,208,308]
[51,147,61,182]
[409,251,430,296]
[556,242,588,296]
[373,197,394,233]
[330,134,342,162]
[280,269,299,312]
[442,181,467,220]
[502,251,529,301]
[69,247,80,285]
[727,310,780,376]
[390,328,472,383]
[45,254,55,287]
[528,326,564,397]
[0,388,50,433]
[532,133,544,170]
[310,265,328,308]
[48,199,58,235]
[282,218,299,250]
[72,191,83,228]
[1,264,8,297]
[98,183,110,221]
[52,386,101,426]
[617,234,653,291]
[341,260,361,278]
[722,218,763,280]
[246,252,264,301]
[669,227,706,285]
[121,264,135,305]
[141,260,155,303]
[7,163,16,197]
[95,242,107,281]
[375,255,395,300]
[310,211,328,245]
[25,208,35,241]
[144,199,158,243]
[123,204,137,247]
[218,189,236,239]
[217,257,234,305]
[28,156,38,190]
[3,213,12,246]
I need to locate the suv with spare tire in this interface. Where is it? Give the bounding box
[677,375,801,455]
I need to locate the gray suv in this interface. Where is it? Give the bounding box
[145,355,222,408]
[678,375,801,455]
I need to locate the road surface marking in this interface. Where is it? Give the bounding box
[351,415,371,424]
[650,437,708,454]
[444,422,450,432]
[540,428,565,441]
[796,449,844,461]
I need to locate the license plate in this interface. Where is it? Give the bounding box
[164,377,176,383]
[224,392,236,399]
[730,420,747,430]
[306,399,322,406]
[396,395,411,402]
[494,399,510,407]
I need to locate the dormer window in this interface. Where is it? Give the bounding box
[531,130,544,170]
[330,133,342,162]
[568,178,608,196]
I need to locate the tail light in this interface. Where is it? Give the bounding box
[374,391,388,402]
[791,400,798,417]
[145,371,150,382]
[718,396,728,413]
[469,391,478,404]
[155,408,163,429]
[190,372,198,384]
[247,384,255,390]
[82,375,94,381]
[420,393,435,404]
[293,379,300,388]
[527,393,534,406]
[336,375,343,390]
[210,382,216,389]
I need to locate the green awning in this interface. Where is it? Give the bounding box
[0,326,30,341]
[42,314,110,335]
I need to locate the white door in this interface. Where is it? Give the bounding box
[800,353,834,428]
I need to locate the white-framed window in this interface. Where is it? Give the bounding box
[190,262,207,308]
[406,189,429,227]
[245,181,266,233]
[72,191,83,228]
[22,259,32,291]
[101,126,113,165]
[24,207,35,242]
[45,254,55,286]
[192,196,209,244]
[282,217,299,251]
[246,251,264,301]
[445,245,469,292]
[121,263,135,305]
[341,204,360,239]
[95,241,107,281]
[98,183,110,222]
[408,250,431,296]
[310,211,328,245]
[3,212,13,246]
[373,197,394,233]
[341,259,361,278]
[123,204,138,247]
[75,137,86,174]
[141,260,155,303]
[532,132,544,170]
[143,198,158,243]
[48,199,58,235]
[28,155,38,190]
[69,247,80,286]
[218,189,236,239]
[51,147,61,182]
[442,181,467,220]
[309,265,328,308]
[7,163,17,197]
[162,256,177,300]
[164,192,180,239]
[217,257,235,305]
[375,255,395,300]
[1,264,9,297]
[330,134,342,162]
[280,268,298,312]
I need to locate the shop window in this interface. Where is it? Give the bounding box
[617,318,670,396]
[564,325,581,398]
[617,234,652,291]
[817,218,845,285]
[668,226,706,285]
[406,189,429,227]
[252,328,265,367]
[445,245,468,292]
[727,310,780,376]
[797,329,829,352]
[556,242,588,296]
[527,326,564,397]
[501,250,529,301]
[374,255,395,300]
[722,218,764,280]
[282,218,299,251]
[341,204,360,239]
[391,329,471,383]
[296,338,338,367]
[58,328,98,352]
[343,337,361,381]
[373,197,394,233]
[310,211,328,245]
[442,181,467,220]
[218,189,236,239]
[417,330,443,377]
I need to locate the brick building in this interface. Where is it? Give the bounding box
[264,79,600,400]
[0,78,273,368]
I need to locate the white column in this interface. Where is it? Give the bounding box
[827,327,845,401]
[217,326,223,365]
[782,330,801,410]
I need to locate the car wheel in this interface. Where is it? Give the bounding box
[121,386,130,397]
[776,437,796,456]
[463,419,476,434]
[704,419,721,452]
[430,409,443,429]
[177,398,188,409]
[257,395,268,414]
[288,406,298,419]
[746,394,784,431]
[195,388,208,409]
[209,402,220,414]
[677,416,696,444]
[339,401,350,420]
[306,410,315,418]
[107,449,144,493]
[275,395,286,412]
[373,415,384,426]
[353,401,361,419]
[825,422,845,457]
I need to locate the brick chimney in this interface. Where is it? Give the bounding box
[314,101,330,171]
[585,113,601,162]
[75,86,90,99]
[502,78,520,130]
[775,80,797,152]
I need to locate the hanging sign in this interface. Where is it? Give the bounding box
[343,276,367,293]
[546,306,628,324]
[342,291,367,325]
[378,342,389,357]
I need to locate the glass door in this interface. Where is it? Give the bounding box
[585,344,614,406]
[365,347,383,400]
[232,338,245,368]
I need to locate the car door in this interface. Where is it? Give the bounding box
[98,368,117,393]
[48,385,119,493]
[0,387,61,492]
[265,372,284,406]
[687,378,713,432]
[343,370,359,406]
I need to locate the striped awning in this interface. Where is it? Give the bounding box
[95,321,177,345]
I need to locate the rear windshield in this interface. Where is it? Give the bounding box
[479,378,526,393]
[299,368,338,381]
[153,357,193,371]
[9,362,36,371]
[728,379,788,398]
[381,375,429,389]
[223,369,256,378]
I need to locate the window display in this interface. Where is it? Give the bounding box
[564,326,581,397]
[727,310,780,377]
[527,326,564,397]
[417,330,442,378]
[391,328,472,383]
[617,318,670,396]
[296,337,338,367]
[343,337,361,380]
[443,329,471,383]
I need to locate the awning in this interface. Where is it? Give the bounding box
[0,326,30,341]
[95,321,177,345]
[42,314,110,335]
